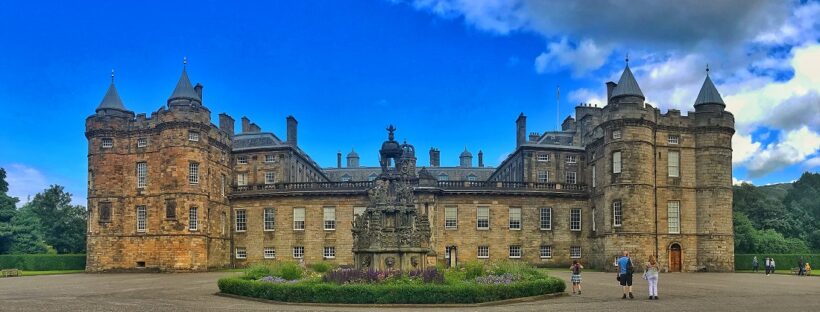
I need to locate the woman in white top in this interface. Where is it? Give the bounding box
[644,255,660,300]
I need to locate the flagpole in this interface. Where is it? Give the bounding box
[556,85,560,131]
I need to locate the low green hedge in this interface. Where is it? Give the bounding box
[735,254,818,270]
[0,254,86,270]
[218,276,565,304]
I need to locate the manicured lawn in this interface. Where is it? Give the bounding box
[20,270,85,276]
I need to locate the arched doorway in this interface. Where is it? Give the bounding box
[669,243,682,272]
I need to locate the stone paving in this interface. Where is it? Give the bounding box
[0,271,818,311]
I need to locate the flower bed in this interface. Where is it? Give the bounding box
[218,261,565,304]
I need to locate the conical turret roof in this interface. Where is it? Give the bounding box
[694,72,725,107]
[96,75,127,112]
[611,64,644,99]
[167,64,201,105]
[347,148,359,158]
[460,147,472,158]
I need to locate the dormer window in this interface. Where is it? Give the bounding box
[341,174,351,182]
[437,173,449,181]
[101,138,113,149]
[237,156,248,165]
[188,131,200,142]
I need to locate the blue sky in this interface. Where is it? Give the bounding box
[0,0,818,206]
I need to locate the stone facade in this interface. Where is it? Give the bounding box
[86,63,734,272]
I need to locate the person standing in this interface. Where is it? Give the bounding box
[752,256,759,273]
[644,255,660,300]
[570,260,584,295]
[765,257,771,276]
[771,258,776,274]
[616,251,634,299]
[798,257,805,276]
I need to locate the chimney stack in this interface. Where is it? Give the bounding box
[478,150,484,167]
[337,151,342,168]
[606,81,617,104]
[241,116,251,133]
[249,123,261,133]
[194,83,203,101]
[516,113,527,148]
[529,132,540,142]
[429,148,440,167]
[218,113,235,137]
[286,116,298,146]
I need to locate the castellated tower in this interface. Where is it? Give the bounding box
[85,64,233,272]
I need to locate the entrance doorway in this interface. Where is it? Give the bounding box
[445,246,458,268]
[669,243,682,272]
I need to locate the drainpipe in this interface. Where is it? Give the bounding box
[653,124,659,260]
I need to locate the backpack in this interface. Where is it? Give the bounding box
[626,258,635,275]
[573,264,581,274]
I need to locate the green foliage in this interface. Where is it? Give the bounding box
[0,254,86,270]
[735,254,819,270]
[218,275,565,304]
[24,185,87,254]
[0,168,19,254]
[243,261,304,280]
[9,208,48,254]
[462,260,486,280]
[734,211,811,253]
[308,261,334,273]
[487,261,546,280]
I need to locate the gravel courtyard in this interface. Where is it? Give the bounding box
[0,271,818,311]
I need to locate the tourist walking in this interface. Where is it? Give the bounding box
[765,257,771,275]
[616,251,634,299]
[752,256,759,273]
[644,255,660,300]
[570,260,584,295]
[798,257,805,276]
[771,258,776,274]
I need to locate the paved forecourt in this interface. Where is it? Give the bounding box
[0,270,818,311]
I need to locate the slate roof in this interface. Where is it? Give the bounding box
[694,73,725,106]
[96,81,128,112]
[167,67,201,104]
[611,64,644,99]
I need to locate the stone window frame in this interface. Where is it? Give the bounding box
[235,209,247,232]
[508,245,522,259]
[565,171,577,184]
[136,205,147,233]
[570,246,581,258]
[293,207,306,230]
[668,134,680,145]
[444,206,458,229]
[236,173,248,186]
[537,170,548,183]
[612,151,622,174]
[613,201,623,227]
[437,173,449,181]
[265,172,276,185]
[591,165,596,188]
[101,138,113,149]
[570,208,582,231]
[477,246,489,259]
[165,199,177,220]
[612,129,622,140]
[264,247,276,259]
[137,137,147,148]
[540,245,552,259]
[668,201,681,234]
[235,247,247,259]
[188,131,200,142]
[539,207,552,230]
[264,208,275,231]
[264,154,275,163]
[323,207,336,231]
[467,174,477,181]
[565,155,577,164]
[188,207,198,231]
[188,162,199,185]
[323,246,336,259]
[476,206,490,230]
[221,175,226,197]
[292,246,305,259]
[508,207,522,230]
[237,155,248,165]
[136,161,147,189]
[341,174,352,182]
[668,150,680,178]
[592,208,597,232]
[368,173,378,181]
[537,153,550,162]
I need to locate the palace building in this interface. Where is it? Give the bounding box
[85,61,735,272]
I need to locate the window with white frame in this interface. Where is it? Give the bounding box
[668,201,680,234]
[445,206,457,229]
[613,201,623,227]
[537,170,548,183]
[235,247,247,259]
[438,173,449,181]
[264,208,275,231]
[235,209,247,232]
[477,246,489,259]
[668,134,679,144]
[592,208,597,232]
[668,151,680,178]
[570,208,582,231]
[323,207,336,230]
[540,245,552,258]
[236,173,248,187]
[101,138,113,148]
[264,154,275,163]
[477,206,489,230]
[509,207,521,230]
[323,246,336,259]
[237,155,248,164]
[292,246,304,259]
[540,207,552,230]
[592,165,596,188]
[613,151,622,174]
[136,162,147,189]
[340,175,351,182]
[136,205,146,232]
[264,247,276,259]
[293,208,305,230]
[188,131,199,142]
[537,153,549,162]
[570,246,581,258]
[137,137,147,148]
[612,129,622,140]
[566,155,577,164]
[189,207,198,231]
[188,162,199,184]
[509,245,522,258]
[265,172,275,184]
[467,174,477,181]
[566,171,577,184]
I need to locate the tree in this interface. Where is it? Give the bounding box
[9,206,48,254]
[0,168,19,254]
[25,185,87,253]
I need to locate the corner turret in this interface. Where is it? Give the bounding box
[167,58,202,107]
[95,70,133,118]
[694,66,726,113]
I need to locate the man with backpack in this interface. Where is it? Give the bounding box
[616,250,635,299]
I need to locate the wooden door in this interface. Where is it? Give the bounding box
[670,244,682,272]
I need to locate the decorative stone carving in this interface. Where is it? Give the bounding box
[385,257,396,268]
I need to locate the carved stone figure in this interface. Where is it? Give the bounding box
[385,257,396,268]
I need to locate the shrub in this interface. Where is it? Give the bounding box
[322,268,405,284]
[276,261,304,280]
[243,261,304,280]
[735,254,819,270]
[408,267,445,284]
[244,264,276,280]
[462,260,486,280]
[0,254,86,270]
[309,261,334,273]
[488,261,546,280]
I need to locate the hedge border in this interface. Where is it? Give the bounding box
[735,254,818,270]
[0,254,86,270]
[218,277,565,304]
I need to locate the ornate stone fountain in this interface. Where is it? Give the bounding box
[352,125,432,270]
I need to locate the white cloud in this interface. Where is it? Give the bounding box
[745,127,820,178]
[754,2,820,46]
[534,38,611,77]
[567,88,604,107]
[4,163,49,207]
[732,133,761,165]
[732,177,751,186]
[805,156,820,169]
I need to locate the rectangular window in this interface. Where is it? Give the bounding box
[613,201,623,227]
[292,246,304,259]
[235,247,247,259]
[136,205,146,232]
[99,202,112,222]
[566,171,577,184]
[570,246,581,258]
[509,207,521,230]
[592,165,596,188]
[613,151,622,174]
[189,207,198,231]
[445,206,457,229]
[323,207,336,230]
[188,162,199,184]
[612,130,622,140]
[265,172,275,184]
[293,207,305,230]
[221,175,226,197]
[592,208,597,232]
[477,246,489,259]
[136,162,147,189]
[537,153,549,162]
[668,201,681,234]
[540,207,552,230]
[235,209,247,232]
[668,151,680,178]
[264,247,276,259]
[477,206,489,230]
[566,155,577,164]
[570,208,582,231]
[101,138,113,148]
[264,208,275,231]
[165,199,177,219]
[668,134,679,144]
[467,175,477,181]
[237,156,248,164]
[509,245,522,258]
[540,246,552,259]
[236,173,248,186]
[188,131,199,142]
[264,155,275,163]
[137,137,147,148]
[323,246,336,259]
[537,170,548,183]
